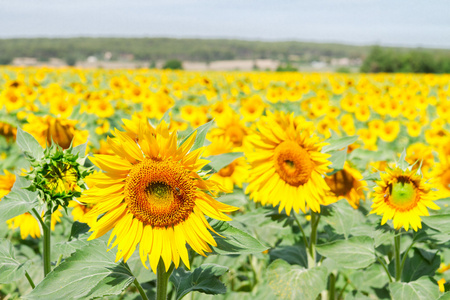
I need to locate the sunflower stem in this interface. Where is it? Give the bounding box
[156,260,174,300]
[309,211,320,267]
[292,210,309,251]
[376,255,393,283]
[133,278,149,300]
[328,273,336,300]
[43,212,52,277]
[394,233,402,282]
[25,270,35,289]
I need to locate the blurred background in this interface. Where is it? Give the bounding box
[1,0,450,73]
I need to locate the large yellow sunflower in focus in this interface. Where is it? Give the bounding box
[80,118,238,273]
[370,167,439,231]
[246,113,332,215]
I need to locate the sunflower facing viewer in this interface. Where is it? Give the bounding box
[246,112,332,215]
[80,117,238,273]
[370,163,439,231]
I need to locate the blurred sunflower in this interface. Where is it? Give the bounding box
[23,115,88,149]
[80,117,238,273]
[69,201,96,227]
[431,160,450,200]
[7,210,62,240]
[0,170,16,199]
[246,113,331,214]
[204,136,249,191]
[324,163,367,209]
[370,166,439,231]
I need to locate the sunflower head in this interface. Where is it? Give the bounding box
[370,153,440,231]
[324,163,367,209]
[246,112,332,215]
[24,143,92,213]
[80,117,238,273]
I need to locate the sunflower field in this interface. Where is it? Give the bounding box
[1,67,450,300]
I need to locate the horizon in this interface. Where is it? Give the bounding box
[1,36,449,51]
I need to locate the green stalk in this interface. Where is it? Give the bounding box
[328,273,336,300]
[309,211,320,267]
[376,255,393,283]
[43,213,52,277]
[292,210,309,250]
[25,270,35,289]
[157,260,175,300]
[134,278,149,300]
[394,234,402,282]
[31,208,52,277]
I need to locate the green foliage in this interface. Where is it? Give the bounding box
[162,59,183,70]
[170,264,228,300]
[361,46,450,73]
[23,240,135,300]
[266,259,328,300]
[210,220,269,255]
[16,127,44,160]
[205,152,244,173]
[0,175,39,223]
[180,120,214,153]
[276,63,298,72]
[0,238,32,284]
[388,276,439,300]
[316,236,375,269]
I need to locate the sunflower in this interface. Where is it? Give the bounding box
[324,163,367,209]
[23,115,89,149]
[431,160,450,200]
[370,167,439,231]
[80,117,238,273]
[204,136,249,191]
[0,170,16,199]
[7,210,62,239]
[246,113,332,215]
[69,201,97,227]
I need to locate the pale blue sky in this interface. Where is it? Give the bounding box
[1,0,449,48]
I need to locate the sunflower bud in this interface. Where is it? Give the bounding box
[24,143,92,214]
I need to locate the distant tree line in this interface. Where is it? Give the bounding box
[360,46,450,73]
[0,37,378,65]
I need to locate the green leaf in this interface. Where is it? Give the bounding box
[16,127,44,159]
[0,238,32,284]
[439,292,450,300]
[423,215,450,234]
[159,109,171,124]
[206,152,243,172]
[23,240,135,300]
[180,120,214,152]
[53,222,91,258]
[316,236,375,269]
[269,244,308,268]
[402,248,440,282]
[398,149,408,170]
[327,149,347,173]
[322,135,359,153]
[72,142,87,156]
[322,201,362,239]
[0,176,39,223]
[210,220,269,255]
[389,276,439,300]
[266,259,328,300]
[170,264,228,300]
